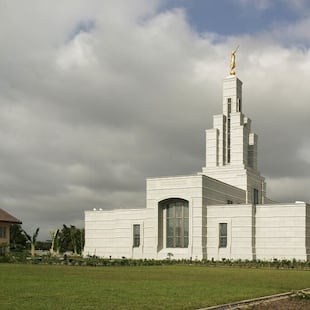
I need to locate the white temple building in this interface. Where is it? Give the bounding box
[84,65,310,261]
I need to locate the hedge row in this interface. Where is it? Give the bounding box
[1,253,310,269]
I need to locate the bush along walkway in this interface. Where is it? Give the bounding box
[1,253,310,270]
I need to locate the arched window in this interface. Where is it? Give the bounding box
[160,199,189,248]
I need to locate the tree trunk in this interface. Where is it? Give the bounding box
[31,243,35,257]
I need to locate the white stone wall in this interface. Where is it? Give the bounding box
[246,169,266,204]
[306,204,310,260]
[207,204,254,261]
[206,128,219,168]
[84,208,155,259]
[206,203,310,261]
[84,175,248,260]
[84,201,310,261]
[231,113,246,166]
[255,203,309,260]
[147,175,246,260]
[147,175,205,260]
[201,175,246,205]
[248,133,258,170]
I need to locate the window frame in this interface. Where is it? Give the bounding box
[133,224,140,248]
[253,188,259,205]
[219,223,228,248]
[237,98,242,112]
[165,199,189,248]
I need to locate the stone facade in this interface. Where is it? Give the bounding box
[84,74,310,261]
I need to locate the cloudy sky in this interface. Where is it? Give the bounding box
[1,0,310,240]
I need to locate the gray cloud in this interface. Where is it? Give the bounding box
[0,1,309,239]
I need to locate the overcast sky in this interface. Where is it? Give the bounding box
[1,0,310,240]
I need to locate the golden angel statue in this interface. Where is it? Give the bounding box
[230,45,239,75]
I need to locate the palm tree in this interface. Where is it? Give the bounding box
[50,229,59,255]
[23,228,40,257]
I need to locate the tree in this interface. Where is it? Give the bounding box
[59,224,71,253]
[69,225,78,255]
[23,228,40,257]
[10,224,27,251]
[50,229,60,255]
[79,228,85,255]
[59,225,84,255]
[70,225,84,255]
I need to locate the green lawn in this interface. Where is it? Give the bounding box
[0,264,309,309]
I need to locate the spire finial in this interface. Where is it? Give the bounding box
[230,45,239,75]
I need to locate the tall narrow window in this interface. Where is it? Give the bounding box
[253,189,259,205]
[227,99,231,164]
[133,224,140,247]
[227,98,231,113]
[163,199,189,248]
[219,223,227,248]
[227,117,231,163]
[237,98,242,112]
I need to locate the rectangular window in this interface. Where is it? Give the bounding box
[253,189,259,205]
[166,201,189,248]
[237,98,242,112]
[227,117,231,164]
[219,223,227,248]
[0,226,6,239]
[133,224,140,247]
[227,98,231,114]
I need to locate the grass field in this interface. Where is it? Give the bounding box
[0,264,309,309]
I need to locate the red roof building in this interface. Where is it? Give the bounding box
[0,209,22,255]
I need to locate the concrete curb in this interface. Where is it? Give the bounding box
[198,288,310,310]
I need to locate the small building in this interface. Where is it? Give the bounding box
[84,66,310,261]
[0,208,22,255]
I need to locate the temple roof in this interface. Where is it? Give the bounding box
[0,208,22,224]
